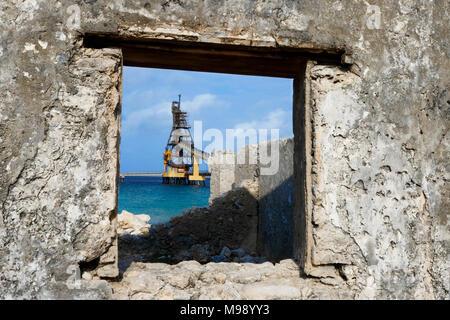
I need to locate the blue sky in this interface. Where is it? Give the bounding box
[120,67,293,172]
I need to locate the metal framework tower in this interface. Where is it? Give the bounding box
[162,96,209,185]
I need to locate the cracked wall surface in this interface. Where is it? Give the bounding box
[0,0,448,299]
[307,63,449,299]
[0,35,122,297]
[209,138,295,262]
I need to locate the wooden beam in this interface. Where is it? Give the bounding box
[122,46,302,78]
[83,35,343,78]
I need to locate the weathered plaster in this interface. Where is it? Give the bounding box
[0,0,448,299]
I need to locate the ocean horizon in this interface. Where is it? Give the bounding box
[118,175,210,224]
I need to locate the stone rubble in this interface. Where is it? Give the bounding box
[109,259,352,300]
[117,210,151,236]
[118,185,262,268]
[110,207,348,300]
[118,224,266,269]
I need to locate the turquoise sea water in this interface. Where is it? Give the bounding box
[118,176,210,224]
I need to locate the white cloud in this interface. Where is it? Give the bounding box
[234,108,289,131]
[181,94,221,113]
[122,89,154,110]
[122,93,221,134]
[121,102,164,133]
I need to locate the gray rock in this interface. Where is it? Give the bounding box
[198,282,242,300]
[231,248,246,258]
[211,255,229,263]
[96,264,119,278]
[239,255,257,263]
[174,250,192,262]
[220,246,231,258]
[229,269,262,284]
[156,285,192,300]
[241,282,301,300]
[254,257,267,264]
[123,271,165,296]
[162,273,192,289]
[189,244,210,263]
[82,272,93,280]
[117,210,151,236]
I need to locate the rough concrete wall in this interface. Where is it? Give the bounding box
[208,150,236,204]
[0,0,448,299]
[209,146,260,204]
[307,63,449,299]
[0,11,122,297]
[209,138,295,262]
[259,138,294,261]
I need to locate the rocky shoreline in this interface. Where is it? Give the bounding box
[117,186,265,269]
[117,210,151,236]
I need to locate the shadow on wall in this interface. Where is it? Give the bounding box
[258,175,294,261]
[118,177,295,275]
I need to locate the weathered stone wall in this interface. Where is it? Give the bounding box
[0,0,448,299]
[0,42,122,298]
[208,150,237,204]
[258,138,294,261]
[208,138,294,261]
[305,63,449,298]
[209,138,295,262]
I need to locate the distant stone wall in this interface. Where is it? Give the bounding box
[208,138,294,262]
[208,151,237,204]
[258,139,294,261]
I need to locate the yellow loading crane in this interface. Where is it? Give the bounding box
[162,96,210,185]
